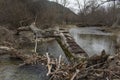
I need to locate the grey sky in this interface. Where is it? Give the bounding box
[49,0,107,13]
[49,0,118,13]
[49,0,80,13]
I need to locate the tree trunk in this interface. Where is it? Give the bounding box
[112,14,120,28]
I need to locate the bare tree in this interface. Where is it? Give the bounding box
[75,0,91,25]
[76,0,118,26]
[0,0,33,29]
[112,0,120,27]
[55,0,59,3]
[61,0,70,7]
[52,0,69,7]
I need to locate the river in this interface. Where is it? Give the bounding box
[70,27,118,57]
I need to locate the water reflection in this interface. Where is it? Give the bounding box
[70,28,117,57]
[38,39,68,62]
[0,39,67,80]
[0,55,48,80]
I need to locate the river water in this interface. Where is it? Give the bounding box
[37,39,68,62]
[0,55,49,80]
[0,39,67,80]
[70,27,117,57]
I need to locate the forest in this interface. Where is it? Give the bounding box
[0,0,120,80]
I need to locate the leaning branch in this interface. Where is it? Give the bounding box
[46,53,52,76]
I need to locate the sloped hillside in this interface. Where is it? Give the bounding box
[0,0,78,29]
[0,0,33,29]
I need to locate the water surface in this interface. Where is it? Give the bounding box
[70,27,117,57]
[0,55,48,80]
[37,39,68,62]
[0,39,67,80]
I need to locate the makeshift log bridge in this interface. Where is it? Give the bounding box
[58,28,88,58]
[17,23,88,58]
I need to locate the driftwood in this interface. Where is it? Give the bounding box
[0,45,120,80]
[17,22,57,38]
[46,52,52,76]
[34,37,38,53]
[70,69,80,80]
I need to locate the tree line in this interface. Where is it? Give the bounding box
[52,0,120,27]
[76,0,120,27]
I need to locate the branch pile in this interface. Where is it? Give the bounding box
[0,46,120,80]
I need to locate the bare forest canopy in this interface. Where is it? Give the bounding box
[0,0,120,29]
[75,0,120,27]
[0,0,78,29]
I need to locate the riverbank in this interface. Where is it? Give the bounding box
[0,25,120,80]
[0,45,120,80]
